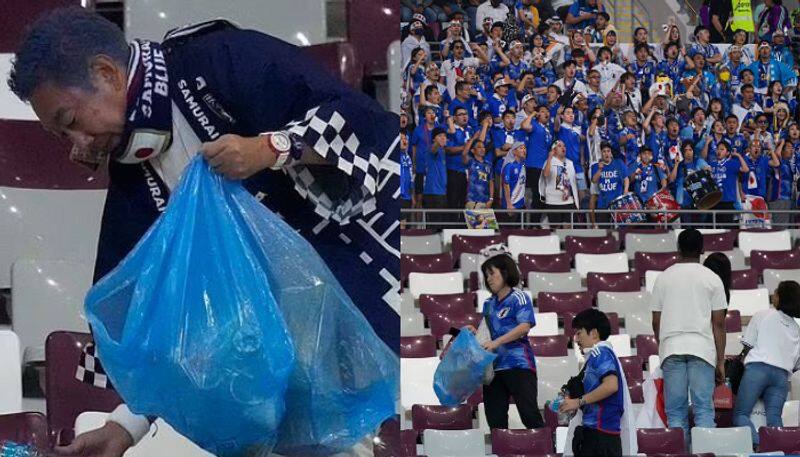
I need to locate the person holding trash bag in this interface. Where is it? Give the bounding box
[8,7,399,457]
[471,249,545,430]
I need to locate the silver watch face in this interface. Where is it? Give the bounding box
[270,132,292,152]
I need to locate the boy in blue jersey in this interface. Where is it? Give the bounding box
[423,127,449,226]
[556,105,588,201]
[411,106,439,208]
[742,138,780,200]
[464,118,495,209]
[399,131,414,226]
[520,104,554,223]
[712,141,750,226]
[446,108,473,209]
[768,140,795,226]
[560,308,625,457]
[619,110,642,165]
[626,147,668,205]
[591,143,629,227]
[503,142,528,211]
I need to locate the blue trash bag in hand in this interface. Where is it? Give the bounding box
[433,328,497,406]
[85,156,296,456]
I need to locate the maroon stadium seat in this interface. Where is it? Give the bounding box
[537,291,592,315]
[637,428,686,455]
[400,429,418,457]
[373,418,401,457]
[519,253,572,279]
[758,426,800,453]
[45,332,123,445]
[401,252,453,285]
[587,272,640,299]
[634,252,679,282]
[563,311,619,336]
[703,230,737,251]
[304,42,362,88]
[731,268,759,289]
[469,272,480,291]
[451,234,504,267]
[419,292,477,317]
[411,404,473,431]
[565,235,620,259]
[635,335,659,359]
[427,313,482,339]
[628,379,644,403]
[500,228,552,239]
[619,356,645,382]
[750,249,800,274]
[491,428,554,455]
[726,309,742,332]
[529,335,569,357]
[0,412,50,451]
[400,335,437,358]
[466,388,483,406]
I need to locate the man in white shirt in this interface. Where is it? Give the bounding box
[554,60,588,97]
[651,228,727,443]
[401,16,431,65]
[476,0,510,31]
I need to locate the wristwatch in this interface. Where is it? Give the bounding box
[262,131,293,170]
[578,397,587,407]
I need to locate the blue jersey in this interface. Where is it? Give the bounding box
[581,343,625,434]
[559,123,584,172]
[628,59,656,89]
[646,130,669,163]
[411,123,436,173]
[724,133,748,156]
[400,149,413,200]
[482,290,537,371]
[446,126,471,172]
[567,0,605,30]
[768,158,793,201]
[742,154,771,199]
[505,59,529,82]
[467,158,493,203]
[487,93,508,120]
[629,162,664,203]
[525,120,553,169]
[592,159,627,209]
[502,161,527,209]
[620,127,641,165]
[714,156,742,203]
[423,146,447,195]
[657,59,686,88]
[492,127,526,174]
[532,67,556,88]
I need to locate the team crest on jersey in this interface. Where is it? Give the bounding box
[497,307,510,319]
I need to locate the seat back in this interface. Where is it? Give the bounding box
[619,356,644,382]
[645,270,661,293]
[400,357,439,410]
[401,312,426,337]
[400,335,437,358]
[441,229,495,246]
[401,234,444,255]
[764,269,800,294]
[536,291,592,315]
[0,412,49,450]
[529,335,569,357]
[508,235,561,259]
[408,272,464,299]
[401,253,453,285]
[536,356,579,403]
[738,230,791,257]
[637,427,686,454]
[427,313,482,339]
[419,292,476,317]
[635,335,659,359]
[528,272,583,295]
[11,259,92,363]
[45,331,123,441]
[729,288,770,317]
[730,268,759,289]
[751,249,800,274]
[452,235,504,265]
[527,312,559,337]
[690,426,753,454]
[411,404,473,431]
[518,253,571,278]
[625,311,654,338]
[565,235,619,259]
[759,426,800,453]
[634,252,679,282]
[0,331,21,415]
[597,291,651,316]
[607,334,632,357]
[586,271,639,298]
[575,253,628,278]
[625,233,678,259]
[700,249,746,270]
[491,427,554,454]
[422,428,485,456]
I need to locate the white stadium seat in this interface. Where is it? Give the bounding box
[401,311,427,337]
[528,312,559,337]
[763,268,800,294]
[536,356,579,403]
[555,228,607,242]
[729,288,770,317]
[624,311,653,338]
[423,429,486,457]
[0,330,22,414]
[507,234,561,258]
[725,332,743,356]
[528,271,583,295]
[459,253,480,278]
[625,232,678,259]
[598,291,651,316]
[408,272,464,299]
[441,229,495,246]
[400,357,439,409]
[401,234,444,255]
[478,402,524,433]
[645,270,661,293]
[648,355,661,374]
[783,400,800,426]
[701,249,747,270]
[738,230,792,257]
[555,426,569,453]
[792,371,800,401]
[691,426,753,455]
[574,253,629,278]
[11,259,92,363]
[607,334,632,357]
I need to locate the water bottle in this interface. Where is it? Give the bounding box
[0,441,43,457]
[549,392,564,412]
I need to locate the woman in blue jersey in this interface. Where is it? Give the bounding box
[712,141,750,226]
[475,252,544,429]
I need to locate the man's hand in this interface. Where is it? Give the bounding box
[54,422,134,457]
[716,360,726,385]
[201,134,276,180]
[481,340,500,351]
[559,397,581,413]
[465,325,478,334]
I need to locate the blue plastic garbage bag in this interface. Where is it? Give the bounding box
[86,156,398,456]
[433,328,497,406]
